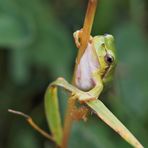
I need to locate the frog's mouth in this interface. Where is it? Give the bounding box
[102,65,111,79]
[75,43,100,91]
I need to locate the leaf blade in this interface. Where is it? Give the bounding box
[87,100,144,148]
[44,86,63,146]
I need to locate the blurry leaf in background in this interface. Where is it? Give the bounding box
[7,119,40,148]
[0,15,28,46]
[93,0,118,34]
[113,21,148,147]
[115,22,148,117]
[0,0,74,85]
[69,119,116,148]
[0,0,74,148]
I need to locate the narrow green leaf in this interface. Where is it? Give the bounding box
[87,100,144,148]
[44,86,63,146]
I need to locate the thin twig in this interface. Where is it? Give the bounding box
[8,109,54,142]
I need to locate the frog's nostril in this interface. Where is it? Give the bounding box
[104,33,109,36]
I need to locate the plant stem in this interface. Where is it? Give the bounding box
[61,97,76,148]
[76,0,98,65]
[61,0,98,147]
[72,0,98,84]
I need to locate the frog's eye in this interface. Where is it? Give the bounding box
[104,54,114,64]
[101,43,105,48]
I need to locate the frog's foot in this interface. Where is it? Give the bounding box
[51,77,97,103]
[73,29,92,48]
[79,94,96,103]
[73,29,83,48]
[73,90,97,104]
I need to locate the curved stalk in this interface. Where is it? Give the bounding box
[62,1,98,148]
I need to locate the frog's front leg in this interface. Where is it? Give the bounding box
[88,72,103,99]
[51,77,102,103]
[73,29,93,48]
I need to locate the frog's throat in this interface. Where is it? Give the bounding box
[75,43,100,91]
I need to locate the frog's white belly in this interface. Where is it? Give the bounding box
[75,43,100,91]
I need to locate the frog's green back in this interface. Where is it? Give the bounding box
[93,34,117,84]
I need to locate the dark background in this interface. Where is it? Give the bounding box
[0,0,148,147]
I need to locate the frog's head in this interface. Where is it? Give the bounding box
[92,34,116,81]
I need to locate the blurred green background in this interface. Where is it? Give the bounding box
[0,0,148,147]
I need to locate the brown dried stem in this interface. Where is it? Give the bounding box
[62,1,98,148]
[77,0,98,64]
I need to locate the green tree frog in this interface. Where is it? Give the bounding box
[73,29,116,101]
